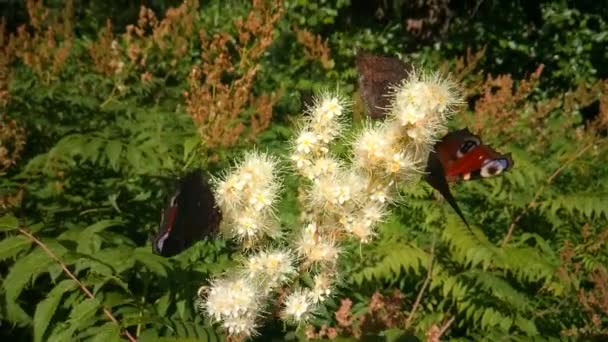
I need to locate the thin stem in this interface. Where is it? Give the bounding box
[501,143,594,247]
[18,228,137,342]
[405,236,436,329]
[438,316,456,337]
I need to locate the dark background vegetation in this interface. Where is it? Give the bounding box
[1,0,607,341]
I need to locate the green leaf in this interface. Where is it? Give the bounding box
[4,248,60,320]
[155,291,171,316]
[0,214,18,231]
[183,136,200,163]
[126,143,142,170]
[90,322,121,342]
[105,140,123,171]
[133,248,170,276]
[34,280,78,342]
[76,219,123,254]
[67,297,101,331]
[0,235,31,261]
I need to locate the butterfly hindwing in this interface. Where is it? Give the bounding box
[152,170,222,257]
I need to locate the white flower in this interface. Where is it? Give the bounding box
[423,75,460,116]
[350,220,376,243]
[311,156,340,178]
[297,234,339,265]
[291,152,311,170]
[248,187,275,212]
[296,222,339,265]
[215,174,243,210]
[362,202,387,225]
[310,171,367,209]
[309,273,333,303]
[353,125,390,171]
[384,151,420,180]
[387,151,408,174]
[318,96,344,120]
[283,288,315,322]
[369,184,392,204]
[233,210,264,239]
[222,314,257,336]
[296,131,319,154]
[334,184,351,205]
[397,103,426,126]
[389,70,461,125]
[240,151,278,187]
[246,250,296,288]
[204,277,258,322]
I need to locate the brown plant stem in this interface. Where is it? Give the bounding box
[438,316,456,337]
[18,228,137,342]
[501,143,594,247]
[405,237,436,329]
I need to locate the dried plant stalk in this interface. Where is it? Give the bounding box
[185,0,284,149]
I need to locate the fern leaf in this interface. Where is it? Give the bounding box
[514,315,539,336]
[463,270,533,312]
[75,219,123,254]
[0,235,31,261]
[34,280,78,342]
[4,243,67,323]
[90,322,121,342]
[105,140,123,171]
[133,248,170,277]
[67,297,101,332]
[0,214,18,231]
[350,243,430,285]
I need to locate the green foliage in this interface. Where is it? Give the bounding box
[1,0,607,341]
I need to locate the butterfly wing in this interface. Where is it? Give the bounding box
[424,149,470,227]
[433,128,482,177]
[356,52,412,119]
[426,128,514,226]
[438,128,514,182]
[153,170,222,257]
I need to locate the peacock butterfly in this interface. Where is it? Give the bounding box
[355,52,514,226]
[424,129,514,226]
[152,170,222,257]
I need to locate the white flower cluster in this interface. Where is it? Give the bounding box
[286,71,460,322]
[215,152,281,244]
[200,68,461,337]
[245,249,296,291]
[202,277,259,336]
[291,93,389,250]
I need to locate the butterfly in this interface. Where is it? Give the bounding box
[355,51,514,226]
[355,51,413,119]
[152,170,222,257]
[424,129,514,226]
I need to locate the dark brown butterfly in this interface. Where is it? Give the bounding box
[356,51,413,119]
[355,52,514,226]
[152,170,222,257]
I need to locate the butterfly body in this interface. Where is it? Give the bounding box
[152,170,222,257]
